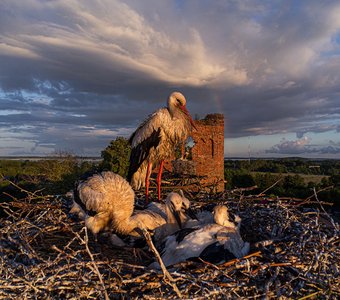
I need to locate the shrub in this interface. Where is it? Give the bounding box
[100,137,131,177]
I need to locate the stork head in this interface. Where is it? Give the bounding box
[168,91,197,130]
[213,205,229,226]
[165,191,195,228]
[179,189,197,220]
[211,205,234,228]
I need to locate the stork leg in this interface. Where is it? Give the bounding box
[145,162,152,204]
[156,160,164,201]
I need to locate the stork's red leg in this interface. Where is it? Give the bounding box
[156,160,164,201]
[145,162,152,204]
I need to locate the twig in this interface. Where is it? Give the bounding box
[257,178,283,196]
[141,228,183,299]
[312,187,339,232]
[82,227,110,300]
[197,257,220,270]
[230,185,258,193]
[295,185,335,206]
[297,291,322,300]
[2,176,46,199]
[219,251,262,268]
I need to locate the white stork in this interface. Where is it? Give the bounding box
[127,91,197,202]
[183,205,242,229]
[70,172,192,240]
[108,191,194,248]
[149,205,249,268]
[146,190,192,223]
[151,191,197,244]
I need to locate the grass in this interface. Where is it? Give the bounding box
[251,171,329,184]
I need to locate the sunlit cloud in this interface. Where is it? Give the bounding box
[0,0,339,157]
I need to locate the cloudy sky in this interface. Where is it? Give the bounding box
[1,0,340,158]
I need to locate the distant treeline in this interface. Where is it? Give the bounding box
[0,150,339,206]
[0,156,99,199]
[224,158,340,205]
[225,158,340,176]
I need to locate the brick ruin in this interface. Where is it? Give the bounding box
[170,113,225,192]
[191,113,225,191]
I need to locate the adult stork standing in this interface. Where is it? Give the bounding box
[70,171,192,240]
[127,91,197,202]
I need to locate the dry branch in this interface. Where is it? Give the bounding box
[141,228,183,299]
[0,179,339,299]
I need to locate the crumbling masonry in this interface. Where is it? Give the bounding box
[170,113,225,192]
[191,113,225,192]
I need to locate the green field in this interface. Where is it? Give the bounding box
[251,172,330,184]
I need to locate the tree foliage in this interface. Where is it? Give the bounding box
[100,137,131,177]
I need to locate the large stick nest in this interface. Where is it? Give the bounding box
[0,180,339,299]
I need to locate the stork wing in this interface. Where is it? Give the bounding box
[127,109,168,182]
[127,127,161,182]
[74,183,105,216]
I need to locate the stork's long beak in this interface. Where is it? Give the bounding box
[173,209,182,229]
[180,105,198,131]
[170,202,183,229]
[185,207,198,220]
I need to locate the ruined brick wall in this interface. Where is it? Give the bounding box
[159,113,225,193]
[191,113,225,192]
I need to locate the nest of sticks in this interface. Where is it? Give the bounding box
[0,180,339,299]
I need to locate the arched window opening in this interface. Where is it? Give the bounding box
[211,139,215,158]
[184,136,195,160]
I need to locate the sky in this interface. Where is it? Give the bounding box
[0,0,340,159]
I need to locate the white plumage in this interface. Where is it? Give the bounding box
[151,192,194,244]
[127,91,196,201]
[150,205,249,268]
[147,190,191,220]
[70,172,193,243]
[108,191,193,248]
[70,171,165,238]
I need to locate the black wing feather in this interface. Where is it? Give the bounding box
[199,241,236,263]
[175,227,199,243]
[127,127,161,182]
[156,227,199,256]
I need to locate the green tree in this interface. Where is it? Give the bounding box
[100,137,131,177]
[37,152,78,182]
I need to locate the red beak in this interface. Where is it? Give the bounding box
[180,105,197,131]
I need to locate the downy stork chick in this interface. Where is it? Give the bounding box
[151,192,195,245]
[147,190,192,221]
[129,191,193,236]
[127,92,197,202]
[71,171,166,239]
[150,205,249,268]
[213,205,242,230]
[108,192,193,248]
[71,171,134,238]
[184,203,242,229]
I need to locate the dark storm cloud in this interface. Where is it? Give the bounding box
[0,0,340,155]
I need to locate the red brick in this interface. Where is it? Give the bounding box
[191,114,225,192]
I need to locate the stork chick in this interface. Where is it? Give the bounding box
[70,172,194,243]
[108,191,193,248]
[151,192,196,245]
[150,205,249,268]
[70,171,163,239]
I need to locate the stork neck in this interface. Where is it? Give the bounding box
[167,100,182,120]
[112,215,139,235]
